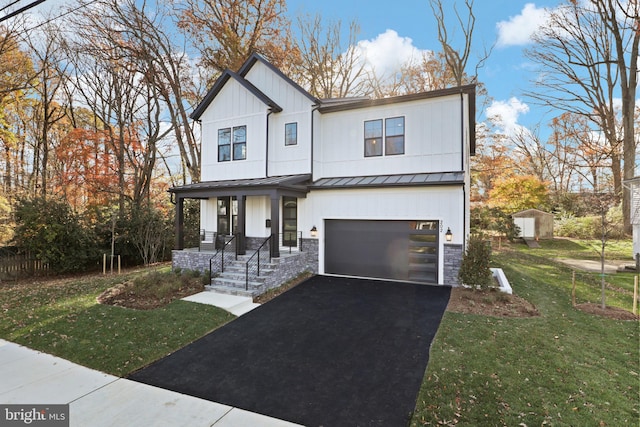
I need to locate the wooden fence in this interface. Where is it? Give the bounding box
[0,252,49,280]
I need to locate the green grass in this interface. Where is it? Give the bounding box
[0,268,234,376]
[1,241,638,425]
[526,237,634,261]
[411,241,639,426]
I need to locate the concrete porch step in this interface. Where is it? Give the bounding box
[211,276,265,291]
[204,284,261,299]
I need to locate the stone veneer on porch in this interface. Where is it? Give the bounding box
[172,238,319,296]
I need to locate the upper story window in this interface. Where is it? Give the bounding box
[364,117,405,157]
[218,128,231,162]
[285,122,297,146]
[218,126,246,162]
[385,117,405,155]
[364,119,383,157]
[233,126,246,160]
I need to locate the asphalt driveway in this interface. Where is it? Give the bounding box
[128,275,451,426]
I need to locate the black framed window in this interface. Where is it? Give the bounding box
[218,128,231,162]
[385,117,405,155]
[282,196,298,247]
[285,122,297,146]
[364,119,383,157]
[232,126,246,160]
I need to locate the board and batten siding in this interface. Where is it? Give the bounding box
[298,185,465,284]
[200,80,269,181]
[313,95,464,180]
[244,62,315,177]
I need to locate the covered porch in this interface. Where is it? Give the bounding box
[170,175,311,258]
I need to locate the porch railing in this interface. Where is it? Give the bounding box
[209,234,236,276]
[199,229,216,252]
[244,235,272,290]
[279,231,303,254]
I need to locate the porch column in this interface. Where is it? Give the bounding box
[236,194,246,255]
[175,195,184,250]
[270,193,280,258]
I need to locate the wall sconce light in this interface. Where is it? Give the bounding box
[445,227,453,242]
[310,226,318,238]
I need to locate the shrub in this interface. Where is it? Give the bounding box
[458,234,493,290]
[470,206,520,241]
[554,214,597,238]
[118,203,173,266]
[12,197,99,273]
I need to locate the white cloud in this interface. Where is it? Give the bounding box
[496,3,550,48]
[355,29,430,78]
[487,97,530,136]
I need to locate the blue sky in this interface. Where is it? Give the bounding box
[286,0,561,136]
[22,0,561,136]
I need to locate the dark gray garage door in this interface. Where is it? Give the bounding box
[324,220,439,283]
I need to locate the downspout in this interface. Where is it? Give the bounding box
[310,104,321,179]
[266,110,273,178]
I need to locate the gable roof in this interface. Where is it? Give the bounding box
[190,68,283,120]
[512,208,554,218]
[190,53,318,121]
[238,53,320,104]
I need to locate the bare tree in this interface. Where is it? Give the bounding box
[92,0,201,184]
[293,14,367,98]
[62,2,162,212]
[428,0,492,87]
[175,0,295,81]
[23,24,70,198]
[525,0,638,231]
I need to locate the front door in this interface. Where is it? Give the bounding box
[217,197,238,235]
[282,197,297,247]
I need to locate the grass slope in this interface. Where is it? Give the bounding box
[411,241,639,426]
[0,269,234,376]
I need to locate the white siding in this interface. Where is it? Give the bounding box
[246,196,271,237]
[632,180,640,257]
[200,199,217,233]
[243,62,314,177]
[298,186,465,284]
[314,96,463,180]
[200,80,269,181]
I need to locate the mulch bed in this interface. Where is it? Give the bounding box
[446,287,540,318]
[574,303,639,321]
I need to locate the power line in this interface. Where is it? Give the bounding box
[0,0,23,14]
[12,1,95,35]
[0,0,47,23]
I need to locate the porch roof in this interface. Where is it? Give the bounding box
[169,174,312,199]
[310,171,465,190]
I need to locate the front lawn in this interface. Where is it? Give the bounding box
[1,241,637,425]
[411,240,639,426]
[0,267,234,376]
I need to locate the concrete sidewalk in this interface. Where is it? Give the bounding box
[0,292,301,427]
[181,291,261,316]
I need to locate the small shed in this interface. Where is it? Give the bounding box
[512,209,554,239]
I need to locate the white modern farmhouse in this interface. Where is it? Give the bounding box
[171,53,476,295]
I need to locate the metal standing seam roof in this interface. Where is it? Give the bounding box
[311,172,465,189]
[169,172,464,195]
[169,174,311,194]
